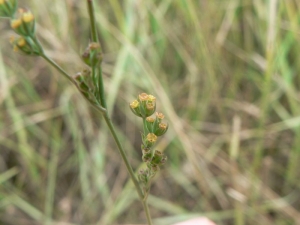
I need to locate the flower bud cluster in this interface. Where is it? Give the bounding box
[130,93,157,118]
[145,112,168,137]
[79,42,103,104]
[2,1,41,56]
[0,0,17,18]
[73,69,98,104]
[130,93,168,191]
[9,35,39,56]
[11,8,35,37]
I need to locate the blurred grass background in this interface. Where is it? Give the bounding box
[1,0,300,224]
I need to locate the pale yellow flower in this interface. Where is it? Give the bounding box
[146,117,155,123]
[156,112,165,120]
[138,93,149,101]
[148,95,156,102]
[130,100,139,109]
[146,133,157,143]
[17,38,26,47]
[159,123,167,130]
[11,19,22,29]
[22,12,34,23]
[146,102,155,111]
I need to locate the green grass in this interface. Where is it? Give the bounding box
[1,0,300,224]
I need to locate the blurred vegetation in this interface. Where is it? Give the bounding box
[1,0,300,224]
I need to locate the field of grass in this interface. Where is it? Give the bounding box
[1,0,300,224]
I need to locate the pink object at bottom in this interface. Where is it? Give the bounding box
[173,217,216,225]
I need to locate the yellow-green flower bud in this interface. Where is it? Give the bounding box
[145,133,157,147]
[11,19,21,28]
[144,102,156,117]
[22,11,34,23]
[129,100,142,117]
[130,100,139,109]
[154,122,168,136]
[148,95,156,102]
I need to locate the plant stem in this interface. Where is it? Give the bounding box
[97,65,106,108]
[102,112,144,197]
[142,199,153,225]
[41,54,75,85]
[87,0,107,108]
[143,117,147,134]
[86,1,153,223]
[87,0,98,42]
[42,59,154,225]
[102,112,153,224]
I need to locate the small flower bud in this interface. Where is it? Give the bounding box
[146,133,157,143]
[130,100,139,109]
[142,146,151,154]
[138,169,150,184]
[148,95,156,102]
[154,122,168,136]
[151,150,163,165]
[0,0,17,18]
[138,93,149,101]
[156,112,165,120]
[81,42,103,67]
[73,72,90,93]
[22,11,34,23]
[129,100,142,117]
[144,133,157,147]
[142,152,152,162]
[146,117,155,123]
[11,19,21,28]
[145,102,156,117]
[74,72,84,82]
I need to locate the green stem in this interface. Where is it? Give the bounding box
[87,0,98,42]
[143,117,147,134]
[87,1,152,223]
[102,112,143,197]
[42,56,153,225]
[91,65,97,89]
[142,199,153,225]
[41,54,75,85]
[87,0,106,108]
[97,65,106,108]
